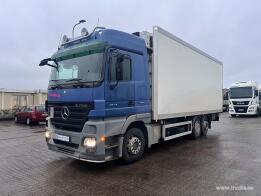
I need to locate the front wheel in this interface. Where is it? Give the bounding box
[122,128,145,163]
[26,117,31,125]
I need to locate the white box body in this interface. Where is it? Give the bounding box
[152,26,223,120]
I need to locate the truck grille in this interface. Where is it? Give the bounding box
[232,101,249,105]
[49,102,94,132]
[234,106,248,113]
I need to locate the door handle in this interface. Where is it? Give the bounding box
[128,100,135,107]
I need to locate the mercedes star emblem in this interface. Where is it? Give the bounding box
[61,107,70,120]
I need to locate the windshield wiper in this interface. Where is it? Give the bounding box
[65,78,83,83]
[49,79,64,89]
[50,84,63,89]
[65,78,87,88]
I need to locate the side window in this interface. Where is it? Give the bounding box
[109,55,117,81]
[121,58,131,81]
[26,107,33,112]
[20,106,26,112]
[109,52,132,82]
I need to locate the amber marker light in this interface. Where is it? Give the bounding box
[100,136,106,142]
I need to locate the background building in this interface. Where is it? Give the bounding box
[0,88,47,119]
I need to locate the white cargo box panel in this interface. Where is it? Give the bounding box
[152,26,223,120]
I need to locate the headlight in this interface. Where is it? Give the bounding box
[83,137,96,148]
[45,131,51,141]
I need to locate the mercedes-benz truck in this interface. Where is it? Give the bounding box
[40,25,223,163]
[229,81,260,117]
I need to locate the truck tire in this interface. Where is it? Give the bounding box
[191,117,201,139]
[26,117,31,125]
[231,114,236,118]
[201,116,209,136]
[122,127,145,163]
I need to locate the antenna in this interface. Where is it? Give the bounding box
[92,17,100,32]
[72,19,86,38]
[58,33,63,48]
[97,17,100,27]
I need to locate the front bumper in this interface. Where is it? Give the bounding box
[45,117,125,163]
[47,143,106,162]
[229,105,258,115]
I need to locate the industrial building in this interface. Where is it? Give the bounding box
[0,88,47,119]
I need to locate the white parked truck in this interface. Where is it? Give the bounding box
[41,26,223,163]
[229,81,260,117]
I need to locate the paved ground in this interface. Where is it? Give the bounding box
[0,113,261,196]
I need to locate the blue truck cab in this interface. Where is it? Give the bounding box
[42,27,152,163]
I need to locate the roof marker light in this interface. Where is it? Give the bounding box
[62,35,69,44]
[81,27,89,36]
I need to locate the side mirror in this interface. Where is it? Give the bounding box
[39,58,51,66]
[39,58,59,71]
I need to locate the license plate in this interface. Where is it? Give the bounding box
[238,109,244,112]
[55,134,70,142]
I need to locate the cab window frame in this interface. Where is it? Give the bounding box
[108,49,132,82]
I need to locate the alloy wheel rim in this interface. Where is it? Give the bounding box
[127,136,142,155]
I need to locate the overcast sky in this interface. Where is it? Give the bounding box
[0,0,260,89]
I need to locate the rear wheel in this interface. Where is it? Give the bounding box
[122,127,145,163]
[201,116,209,136]
[191,117,201,139]
[231,114,236,118]
[26,117,31,125]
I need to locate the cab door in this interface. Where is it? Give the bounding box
[105,49,135,117]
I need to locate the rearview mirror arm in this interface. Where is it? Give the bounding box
[39,58,59,71]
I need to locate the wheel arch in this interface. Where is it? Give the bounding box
[121,113,151,148]
[126,121,148,148]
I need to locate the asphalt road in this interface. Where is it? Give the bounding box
[0,113,261,196]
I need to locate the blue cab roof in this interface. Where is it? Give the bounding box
[57,28,147,56]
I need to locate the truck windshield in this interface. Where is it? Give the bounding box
[49,53,104,85]
[229,87,253,99]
